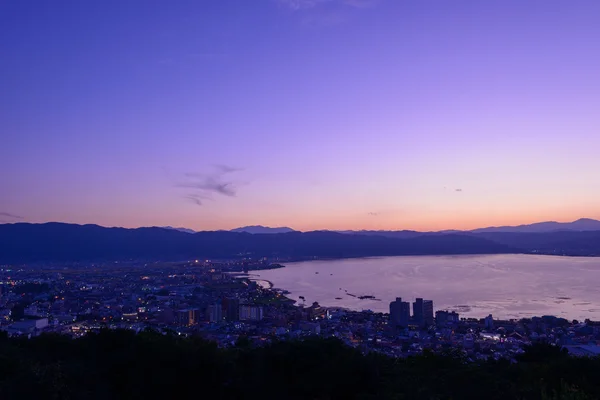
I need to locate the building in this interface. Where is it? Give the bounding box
[224,298,240,321]
[423,300,434,326]
[159,307,175,324]
[207,304,223,323]
[24,305,42,317]
[389,297,410,327]
[5,318,49,337]
[413,298,424,326]
[436,310,460,327]
[484,314,494,330]
[412,298,434,327]
[176,309,199,326]
[239,305,263,321]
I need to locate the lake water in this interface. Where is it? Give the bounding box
[256,254,600,321]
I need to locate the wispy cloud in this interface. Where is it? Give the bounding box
[277,0,378,10]
[184,193,212,207]
[368,212,379,216]
[0,212,23,220]
[455,188,463,192]
[301,11,348,27]
[177,165,244,205]
[342,0,379,8]
[277,0,330,10]
[278,0,382,27]
[185,52,227,60]
[181,175,237,196]
[214,164,243,174]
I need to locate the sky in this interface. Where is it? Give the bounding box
[1,0,600,231]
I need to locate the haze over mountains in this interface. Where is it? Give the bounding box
[160,225,297,234]
[159,226,197,234]
[1,218,600,263]
[230,226,296,234]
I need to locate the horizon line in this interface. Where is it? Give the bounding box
[1,217,598,233]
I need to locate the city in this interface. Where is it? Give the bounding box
[3,0,600,397]
[2,259,599,361]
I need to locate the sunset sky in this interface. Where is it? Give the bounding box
[2,0,599,231]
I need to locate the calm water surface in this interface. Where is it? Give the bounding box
[256,254,600,320]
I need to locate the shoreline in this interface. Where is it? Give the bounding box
[279,252,600,266]
[254,254,600,321]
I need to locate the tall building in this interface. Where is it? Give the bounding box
[412,298,433,327]
[423,300,434,326]
[389,297,410,327]
[207,304,223,323]
[484,314,494,330]
[159,307,175,324]
[224,298,240,321]
[176,308,199,326]
[413,298,424,326]
[239,305,263,321]
[436,310,460,327]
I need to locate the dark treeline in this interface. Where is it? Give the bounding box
[1,330,599,399]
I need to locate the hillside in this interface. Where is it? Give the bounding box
[0,223,514,263]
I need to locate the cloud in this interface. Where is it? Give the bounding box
[301,11,348,26]
[0,212,23,220]
[455,189,463,192]
[180,176,236,196]
[368,212,379,216]
[214,164,244,174]
[277,0,379,11]
[184,193,212,207]
[277,0,331,10]
[277,0,381,27]
[342,0,379,8]
[177,165,243,205]
[185,52,227,61]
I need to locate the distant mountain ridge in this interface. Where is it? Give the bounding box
[0,222,513,263]
[470,218,600,233]
[338,218,600,236]
[2,218,600,263]
[230,225,296,234]
[159,226,196,234]
[158,218,600,236]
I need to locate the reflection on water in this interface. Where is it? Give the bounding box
[257,254,600,320]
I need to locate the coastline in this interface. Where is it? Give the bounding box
[279,252,600,266]
[254,253,600,321]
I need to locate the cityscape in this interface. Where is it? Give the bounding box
[3,0,600,397]
[2,258,599,362]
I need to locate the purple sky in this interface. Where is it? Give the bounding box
[1,0,599,231]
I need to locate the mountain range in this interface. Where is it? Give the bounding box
[1,219,600,263]
[470,218,600,233]
[159,225,297,234]
[164,218,600,236]
[230,226,296,234]
[159,226,197,234]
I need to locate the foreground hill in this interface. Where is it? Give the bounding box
[0,223,514,263]
[0,330,598,399]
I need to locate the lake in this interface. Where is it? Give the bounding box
[256,254,600,321]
